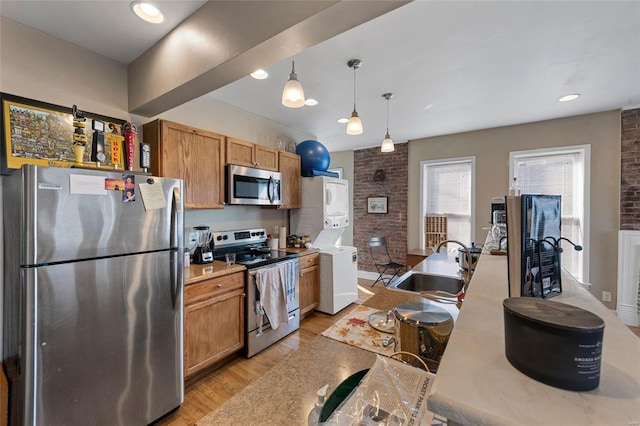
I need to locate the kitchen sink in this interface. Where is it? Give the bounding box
[389,271,465,295]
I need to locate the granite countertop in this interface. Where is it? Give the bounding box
[280,247,320,255]
[184,248,318,285]
[197,288,425,425]
[184,260,245,285]
[410,250,469,280]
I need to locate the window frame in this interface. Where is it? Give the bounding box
[420,156,476,249]
[509,145,591,283]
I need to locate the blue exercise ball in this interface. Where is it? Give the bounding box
[296,140,330,176]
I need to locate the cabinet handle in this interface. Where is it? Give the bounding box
[300,273,304,277]
[217,284,222,288]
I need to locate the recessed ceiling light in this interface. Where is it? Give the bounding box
[304,98,318,106]
[337,118,349,124]
[131,2,164,24]
[558,94,580,102]
[250,69,268,80]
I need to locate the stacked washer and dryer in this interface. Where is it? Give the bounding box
[291,176,358,314]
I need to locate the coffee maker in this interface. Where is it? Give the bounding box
[192,225,213,264]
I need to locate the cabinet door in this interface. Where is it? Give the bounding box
[255,145,278,171]
[226,137,279,171]
[278,151,301,209]
[299,252,319,319]
[144,119,225,209]
[226,137,255,167]
[184,288,244,378]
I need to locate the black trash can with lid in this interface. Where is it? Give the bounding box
[503,297,605,391]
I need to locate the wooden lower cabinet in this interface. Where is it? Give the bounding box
[184,272,245,379]
[299,252,320,318]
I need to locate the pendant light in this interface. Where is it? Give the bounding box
[346,59,363,135]
[282,60,305,108]
[381,93,395,152]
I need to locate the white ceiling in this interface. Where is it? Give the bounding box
[2,1,639,152]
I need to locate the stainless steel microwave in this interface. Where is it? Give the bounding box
[226,165,282,206]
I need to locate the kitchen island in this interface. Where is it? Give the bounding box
[196,249,640,425]
[427,249,640,425]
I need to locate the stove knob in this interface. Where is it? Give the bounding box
[223,235,228,240]
[216,236,223,241]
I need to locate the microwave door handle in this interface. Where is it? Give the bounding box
[268,176,274,204]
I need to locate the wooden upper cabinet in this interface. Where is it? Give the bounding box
[226,137,278,171]
[143,119,225,209]
[278,150,301,209]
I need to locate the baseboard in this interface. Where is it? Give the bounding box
[358,271,380,281]
[357,270,402,284]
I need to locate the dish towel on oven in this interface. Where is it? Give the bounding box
[256,264,289,330]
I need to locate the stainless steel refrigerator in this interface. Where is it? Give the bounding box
[2,165,184,425]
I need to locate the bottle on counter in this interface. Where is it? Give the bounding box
[509,177,521,196]
[307,384,329,425]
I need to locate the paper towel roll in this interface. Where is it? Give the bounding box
[279,227,287,248]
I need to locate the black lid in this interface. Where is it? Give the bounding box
[503,297,604,332]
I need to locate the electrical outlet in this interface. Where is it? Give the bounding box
[601,291,612,302]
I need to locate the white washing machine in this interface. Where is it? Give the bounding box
[318,245,358,314]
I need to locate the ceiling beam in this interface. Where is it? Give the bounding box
[128,0,410,117]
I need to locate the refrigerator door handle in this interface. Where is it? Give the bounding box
[170,187,183,310]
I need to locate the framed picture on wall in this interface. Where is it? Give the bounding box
[367,197,388,214]
[1,92,126,174]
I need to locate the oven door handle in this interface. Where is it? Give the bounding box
[248,258,299,276]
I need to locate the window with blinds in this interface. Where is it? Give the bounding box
[510,146,590,282]
[421,157,475,247]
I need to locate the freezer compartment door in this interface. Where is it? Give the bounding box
[18,165,183,265]
[21,251,183,425]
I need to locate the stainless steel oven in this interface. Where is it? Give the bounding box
[212,228,300,358]
[246,258,300,358]
[226,165,282,206]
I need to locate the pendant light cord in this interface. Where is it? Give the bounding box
[386,97,390,134]
[353,67,357,111]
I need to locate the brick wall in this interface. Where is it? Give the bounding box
[354,143,408,273]
[621,108,640,229]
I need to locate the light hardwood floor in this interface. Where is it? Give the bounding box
[156,281,640,425]
[155,279,382,425]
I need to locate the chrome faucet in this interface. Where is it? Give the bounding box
[499,236,508,250]
[435,240,473,292]
[435,240,469,255]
